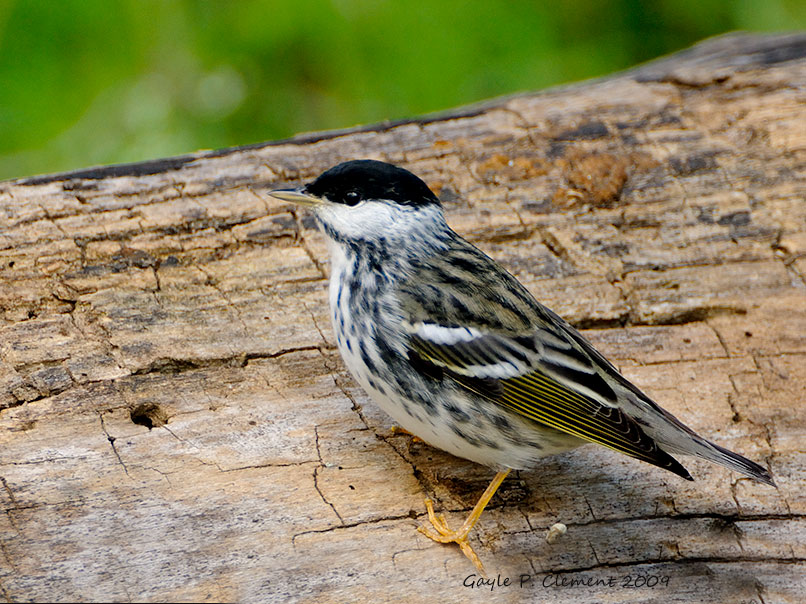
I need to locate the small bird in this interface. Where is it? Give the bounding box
[270,159,774,571]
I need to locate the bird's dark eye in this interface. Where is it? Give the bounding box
[343,190,361,206]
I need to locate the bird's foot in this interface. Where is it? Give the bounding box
[417,498,485,574]
[389,425,423,443]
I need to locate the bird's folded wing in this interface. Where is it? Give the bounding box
[407,323,692,478]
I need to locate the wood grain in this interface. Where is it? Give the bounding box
[1,33,805,603]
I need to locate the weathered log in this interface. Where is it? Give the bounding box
[1,33,805,603]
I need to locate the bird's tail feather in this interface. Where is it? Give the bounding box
[704,440,776,486]
[634,398,775,486]
[666,436,776,486]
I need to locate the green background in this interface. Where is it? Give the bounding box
[1,0,804,180]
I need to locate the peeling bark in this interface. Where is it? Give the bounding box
[1,33,805,603]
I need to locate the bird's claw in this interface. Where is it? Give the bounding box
[417,498,486,573]
[389,426,423,443]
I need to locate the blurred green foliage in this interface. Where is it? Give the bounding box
[0,0,803,180]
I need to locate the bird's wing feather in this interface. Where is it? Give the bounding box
[408,324,691,478]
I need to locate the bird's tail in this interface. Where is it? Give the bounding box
[666,435,776,486]
[700,439,775,486]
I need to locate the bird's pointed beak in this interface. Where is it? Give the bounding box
[268,187,324,206]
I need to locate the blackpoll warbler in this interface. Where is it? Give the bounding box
[270,160,774,571]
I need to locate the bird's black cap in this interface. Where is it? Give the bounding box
[305,160,440,208]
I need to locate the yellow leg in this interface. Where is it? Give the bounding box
[418,469,511,573]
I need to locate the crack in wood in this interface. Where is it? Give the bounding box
[98,412,130,478]
[312,425,345,525]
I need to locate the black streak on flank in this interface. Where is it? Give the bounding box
[359,340,376,375]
